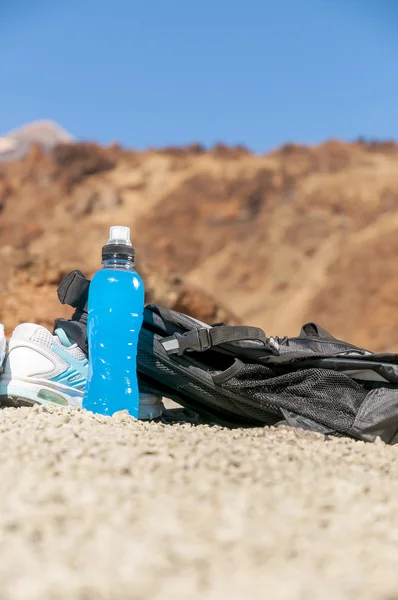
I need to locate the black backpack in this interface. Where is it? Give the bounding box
[56,270,398,444]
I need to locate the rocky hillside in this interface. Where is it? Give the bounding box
[1,138,398,351]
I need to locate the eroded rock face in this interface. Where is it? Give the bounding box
[0,141,238,334]
[1,138,398,350]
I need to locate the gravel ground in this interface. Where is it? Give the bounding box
[1,404,398,600]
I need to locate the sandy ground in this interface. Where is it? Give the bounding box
[1,404,398,600]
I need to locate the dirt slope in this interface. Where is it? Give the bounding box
[1,139,398,350]
[0,143,237,334]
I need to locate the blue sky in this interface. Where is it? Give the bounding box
[0,0,397,152]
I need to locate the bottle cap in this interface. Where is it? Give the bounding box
[102,225,135,262]
[107,226,132,246]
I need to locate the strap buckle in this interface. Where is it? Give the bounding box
[162,328,212,356]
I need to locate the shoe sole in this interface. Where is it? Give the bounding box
[0,378,165,420]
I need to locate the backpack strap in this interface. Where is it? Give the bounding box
[57,270,90,312]
[161,325,280,356]
[54,270,91,354]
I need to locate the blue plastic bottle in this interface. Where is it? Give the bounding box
[83,226,144,417]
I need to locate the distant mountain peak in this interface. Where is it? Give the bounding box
[0,119,74,163]
[5,119,74,141]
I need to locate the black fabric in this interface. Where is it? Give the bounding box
[298,357,398,384]
[137,305,398,442]
[207,325,269,348]
[279,409,338,436]
[57,270,90,312]
[220,363,366,432]
[348,387,398,444]
[299,322,341,340]
[212,359,245,384]
[162,325,274,356]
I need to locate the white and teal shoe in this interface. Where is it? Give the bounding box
[0,324,6,374]
[0,323,164,419]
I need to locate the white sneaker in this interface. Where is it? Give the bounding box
[0,324,6,373]
[0,323,164,419]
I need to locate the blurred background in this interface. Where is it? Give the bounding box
[0,0,397,350]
